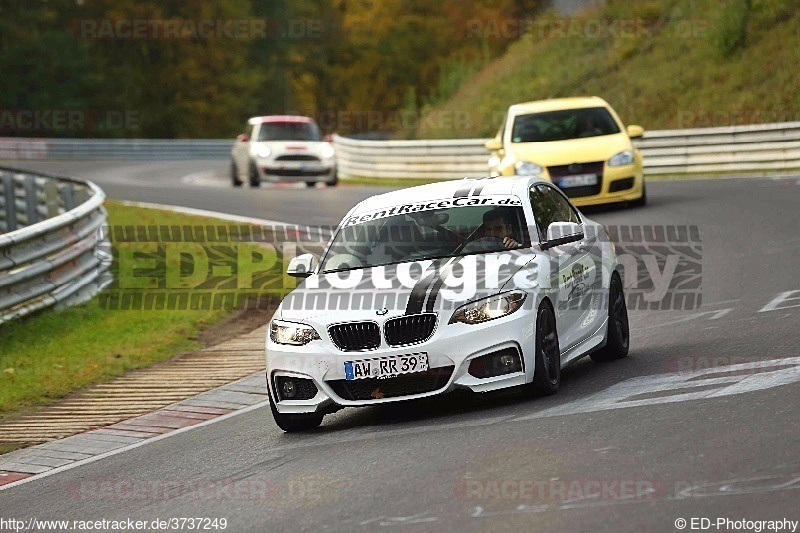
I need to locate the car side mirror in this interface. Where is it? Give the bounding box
[484,138,503,151]
[626,125,644,139]
[542,222,584,250]
[236,133,249,143]
[286,253,315,278]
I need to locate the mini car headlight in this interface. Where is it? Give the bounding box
[257,146,271,158]
[608,150,634,167]
[270,320,320,346]
[320,143,335,159]
[449,292,527,325]
[514,161,543,175]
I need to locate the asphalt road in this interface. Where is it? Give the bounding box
[2,161,799,532]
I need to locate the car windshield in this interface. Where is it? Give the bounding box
[320,203,529,273]
[511,106,620,143]
[258,121,321,142]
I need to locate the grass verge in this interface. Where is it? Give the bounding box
[341,175,448,187]
[415,0,799,138]
[0,201,289,418]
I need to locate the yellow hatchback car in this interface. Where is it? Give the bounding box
[485,97,646,207]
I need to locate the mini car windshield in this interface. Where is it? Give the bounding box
[321,204,529,273]
[511,107,620,143]
[258,121,321,142]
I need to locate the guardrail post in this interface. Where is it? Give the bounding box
[22,174,39,226]
[61,183,76,211]
[2,172,17,232]
[44,179,60,218]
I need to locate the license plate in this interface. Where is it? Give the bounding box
[344,353,429,380]
[558,174,598,187]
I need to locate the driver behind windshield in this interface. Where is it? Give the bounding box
[481,208,520,249]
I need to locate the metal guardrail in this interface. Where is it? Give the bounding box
[2,121,800,177]
[332,121,800,179]
[0,138,232,160]
[0,167,110,325]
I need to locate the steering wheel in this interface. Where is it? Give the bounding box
[461,236,506,253]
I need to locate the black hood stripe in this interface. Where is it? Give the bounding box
[453,184,473,198]
[404,258,445,315]
[424,256,462,313]
[470,185,484,196]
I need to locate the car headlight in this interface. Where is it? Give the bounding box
[514,161,543,175]
[270,320,320,346]
[320,144,335,159]
[449,292,527,325]
[257,146,271,159]
[608,150,634,167]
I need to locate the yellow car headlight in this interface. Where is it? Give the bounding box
[514,161,543,175]
[608,150,634,167]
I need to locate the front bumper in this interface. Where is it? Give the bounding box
[266,307,536,414]
[499,163,645,206]
[257,160,336,182]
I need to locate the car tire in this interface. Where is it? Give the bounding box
[231,160,243,187]
[249,161,261,187]
[269,397,323,432]
[590,273,629,362]
[326,169,338,187]
[631,182,647,207]
[305,181,317,188]
[530,301,561,396]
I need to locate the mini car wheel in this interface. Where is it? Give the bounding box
[249,161,261,187]
[305,181,317,188]
[231,160,242,187]
[326,169,338,187]
[531,301,561,395]
[269,397,323,432]
[591,273,629,362]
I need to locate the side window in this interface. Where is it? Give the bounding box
[248,123,257,141]
[528,186,555,240]
[545,186,581,225]
[529,185,581,241]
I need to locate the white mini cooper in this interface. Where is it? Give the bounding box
[231,115,337,188]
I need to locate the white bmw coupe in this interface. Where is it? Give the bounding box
[266,176,629,431]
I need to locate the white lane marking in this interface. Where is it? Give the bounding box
[179,171,217,185]
[0,399,271,492]
[759,290,800,312]
[516,356,800,421]
[117,200,299,229]
[635,308,734,330]
[703,299,740,306]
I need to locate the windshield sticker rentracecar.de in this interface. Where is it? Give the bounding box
[344,196,522,226]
